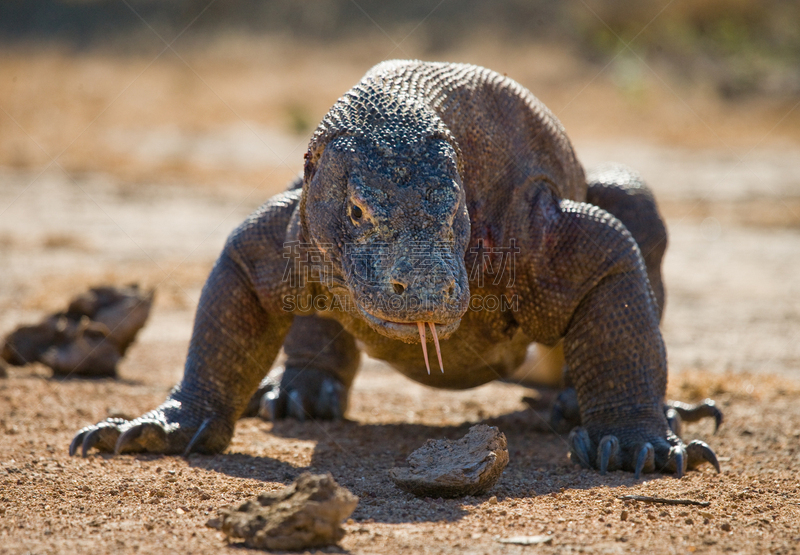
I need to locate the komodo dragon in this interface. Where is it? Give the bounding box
[71,60,721,477]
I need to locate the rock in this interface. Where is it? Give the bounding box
[39,317,122,377]
[206,472,358,551]
[389,424,508,498]
[0,284,153,378]
[70,284,154,355]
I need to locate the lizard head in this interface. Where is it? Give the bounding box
[301,130,471,350]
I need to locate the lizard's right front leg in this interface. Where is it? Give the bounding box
[71,220,295,457]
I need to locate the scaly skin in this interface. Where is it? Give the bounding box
[71,61,719,476]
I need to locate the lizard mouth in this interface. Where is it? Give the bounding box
[356,308,459,373]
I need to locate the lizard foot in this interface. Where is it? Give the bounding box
[70,398,233,457]
[253,366,349,422]
[550,389,724,440]
[568,424,720,478]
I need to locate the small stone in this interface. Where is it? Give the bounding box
[721,522,732,532]
[389,425,508,498]
[488,496,498,505]
[620,510,628,521]
[685,518,694,525]
[206,472,358,551]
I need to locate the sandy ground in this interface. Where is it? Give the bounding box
[1,38,799,554]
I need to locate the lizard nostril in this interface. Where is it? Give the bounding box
[393,283,405,295]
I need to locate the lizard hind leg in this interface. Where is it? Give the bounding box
[243,314,360,422]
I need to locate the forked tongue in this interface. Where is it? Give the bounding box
[417,322,444,374]
[429,322,444,373]
[417,322,430,374]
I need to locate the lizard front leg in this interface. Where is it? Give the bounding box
[71,194,298,457]
[517,195,719,477]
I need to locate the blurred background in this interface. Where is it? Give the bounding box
[1,0,799,382]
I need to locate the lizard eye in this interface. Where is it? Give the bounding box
[351,205,363,221]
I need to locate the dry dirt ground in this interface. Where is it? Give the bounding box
[1,38,800,554]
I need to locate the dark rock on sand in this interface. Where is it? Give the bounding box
[389,424,509,498]
[207,472,358,551]
[1,284,153,378]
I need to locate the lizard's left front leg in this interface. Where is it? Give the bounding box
[518,197,719,477]
[70,194,299,457]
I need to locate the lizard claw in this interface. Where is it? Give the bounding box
[659,445,688,478]
[318,379,344,420]
[287,390,307,422]
[686,439,721,473]
[68,433,82,457]
[597,435,621,475]
[114,419,168,455]
[81,427,106,458]
[568,427,593,469]
[665,407,682,437]
[665,398,723,434]
[634,442,655,479]
[550,388,581,434]
[258,389,280,421]
[70,418,127,457]
[183,417,213,457]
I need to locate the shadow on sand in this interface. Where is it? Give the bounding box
[174,407,650,524]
